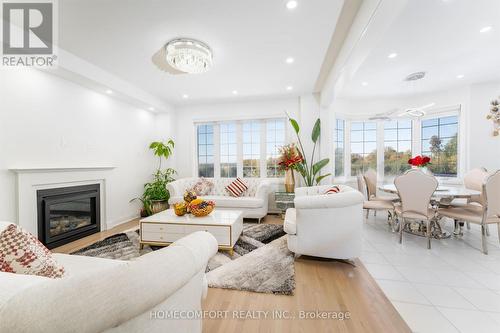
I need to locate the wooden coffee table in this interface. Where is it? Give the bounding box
[139,209,243,255]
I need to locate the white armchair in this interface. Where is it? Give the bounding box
[284,185,364,260]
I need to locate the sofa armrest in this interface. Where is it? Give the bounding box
[294,191,364,209]
[255,180,271,199]
[0,232,217,333]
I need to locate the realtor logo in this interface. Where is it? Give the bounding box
[1,0,57,67]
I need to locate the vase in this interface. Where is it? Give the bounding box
[284,169,295,193]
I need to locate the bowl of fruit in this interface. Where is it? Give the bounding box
[189,198,215,217]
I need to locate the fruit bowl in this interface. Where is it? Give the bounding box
[189,199,215,217]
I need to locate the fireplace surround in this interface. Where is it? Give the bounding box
[37,184,101,249]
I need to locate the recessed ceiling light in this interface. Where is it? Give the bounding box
[232,90,238,95]
[456,74,464,79]
[285,57,295,64]
[105,89,113,94]
[182,94,189,99]
[388,53,398,59]
[286,86,293,91]
[286,0,298,10]
[148,107,155,111]
[362,82,368,86]
[480,26,492,33]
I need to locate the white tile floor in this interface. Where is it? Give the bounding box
[361,212,500,333]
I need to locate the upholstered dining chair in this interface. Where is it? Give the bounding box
[363,169,397,217]
[395,170,439,249]
[450,167,489,232]
[357,174,395,221]
[439,170,500,254]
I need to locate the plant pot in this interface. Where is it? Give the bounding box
[150,200,169,214]
[284,169,295,193]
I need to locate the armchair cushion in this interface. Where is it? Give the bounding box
[284,208,297,235]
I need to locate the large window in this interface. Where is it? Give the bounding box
[384,120,412,176]
[350,122,377,175]
[421,115,458,177]
[243,121,261,177]
[334,119,345,177]
[197,124,214,177]
[220,123,237,177]
[266,119,285,177]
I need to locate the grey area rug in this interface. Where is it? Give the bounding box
[71,223,295,295]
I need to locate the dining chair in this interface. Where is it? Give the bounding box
[451,167,489,232]
[394,169,438,249]
[439,170,500,254]
[357,174,395,221]
[363,169,397,217]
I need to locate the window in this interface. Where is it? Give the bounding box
[197,124,214,177]
[350,121,377,175]
[334,119,345,177]
[266,119,285,177]
[421,115,458,177]
[220,123,237,177]
[384,120,412,176]
[243,121,261,177]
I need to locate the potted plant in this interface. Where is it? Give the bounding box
[278,143,304,192]
[286,115,331,186]
[131,139,176,216]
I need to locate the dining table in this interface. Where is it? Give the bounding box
[378,184,481,239]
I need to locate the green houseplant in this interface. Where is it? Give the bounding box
[287,115,331,186]
[131,139,176,216]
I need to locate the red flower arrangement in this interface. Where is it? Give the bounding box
[278,143,304,170]
[408,155,431,167]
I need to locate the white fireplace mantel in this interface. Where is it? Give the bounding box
[11,166,115,236]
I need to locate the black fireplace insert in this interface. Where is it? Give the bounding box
[37,184,100,249]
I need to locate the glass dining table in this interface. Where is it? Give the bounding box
[378,184,481,239]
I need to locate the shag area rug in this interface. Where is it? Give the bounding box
[71,223,295,295]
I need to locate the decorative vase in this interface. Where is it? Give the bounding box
[284,169,295,193]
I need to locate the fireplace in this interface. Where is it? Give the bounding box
[37,184,100,249]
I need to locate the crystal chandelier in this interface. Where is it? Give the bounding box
[165,38,213,74]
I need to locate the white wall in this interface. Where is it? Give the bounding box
[0,68,175,227]
[330,82,500,178]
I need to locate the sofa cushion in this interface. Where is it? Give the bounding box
[190,178,214,196]
[284,208,297,235]
[225,177,248,197]
[204,196,264,208]
[0,223,65,279]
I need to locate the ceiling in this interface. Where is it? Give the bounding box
[58,0,344,105]
[337,0,500,100]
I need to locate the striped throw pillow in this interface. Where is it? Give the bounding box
[324,186,341,195]
[225,178,249,197]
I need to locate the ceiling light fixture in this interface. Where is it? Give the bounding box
[286,0,298,10]
[404,71,426,81]
[165,38,213,74]
[105,89,113,94]
[388,52,398,59]
[286,86,293,91]
[285,57,295,64]
[182,94,189,99]
[456,74,464,79]
[480,26,492,33]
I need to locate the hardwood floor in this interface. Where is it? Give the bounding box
[54,214,410,332]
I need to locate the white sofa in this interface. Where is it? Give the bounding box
[168,178,270,221]
[0,228,217,333]
[284,185,364,260]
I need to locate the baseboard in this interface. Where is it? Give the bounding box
[105,214,139,230]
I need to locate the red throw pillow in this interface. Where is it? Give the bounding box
[324,186,341,194]
[225,178,249,197]
[0,223,65,279]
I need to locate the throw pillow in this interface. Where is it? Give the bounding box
[0,222,65,279]
[191,177,214,196]
[225,178,249,197]
[324,186,341,195]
